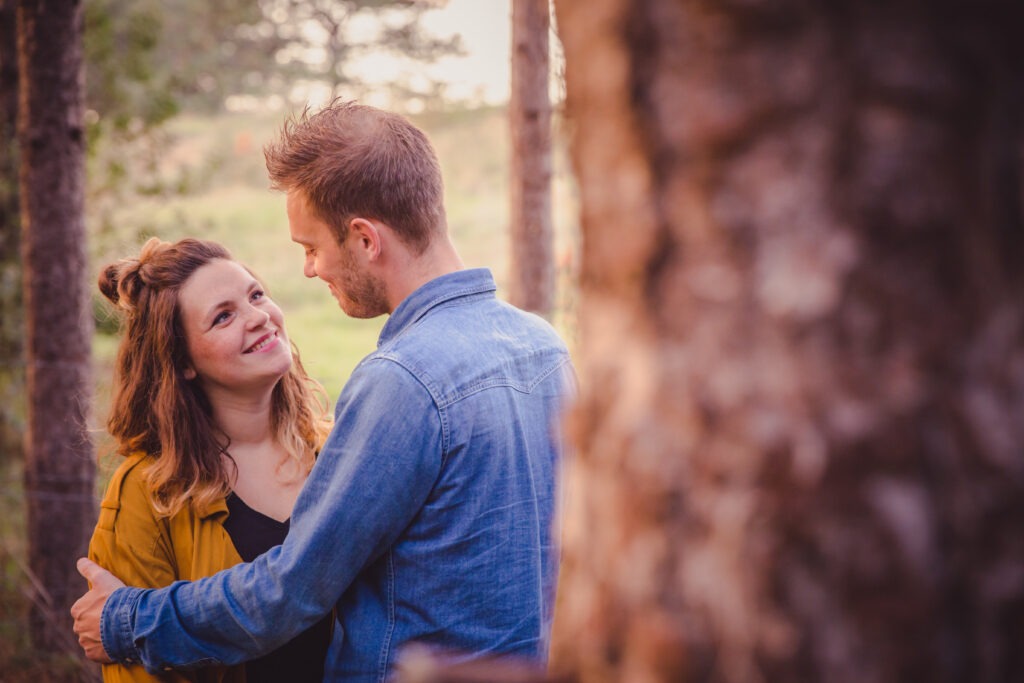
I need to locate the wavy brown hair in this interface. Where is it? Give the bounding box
[100,237,331,517]
[263,99,446,253]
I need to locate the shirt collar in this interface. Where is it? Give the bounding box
[378,268,497,346]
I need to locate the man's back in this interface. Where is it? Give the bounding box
[321,268,573,679]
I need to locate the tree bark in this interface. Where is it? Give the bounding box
[551,1,1024,682]
[509,0,553,317]
[17,0,95,656]
[0,0,23,465]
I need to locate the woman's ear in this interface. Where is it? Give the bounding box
[183,366,197,381]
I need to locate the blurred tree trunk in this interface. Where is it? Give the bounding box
[17,0,95,658]
[0,0,23,464]
[552,1,1024,683]
[509,0,553,317]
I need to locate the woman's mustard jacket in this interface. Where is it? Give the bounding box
[88,452,246,683]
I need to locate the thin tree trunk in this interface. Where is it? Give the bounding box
[509,0,553,317]
[0,0,23,465]
[552,1,1024,682]
[17,0,95,657]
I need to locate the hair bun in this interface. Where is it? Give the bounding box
[97,237,170,310]
[98,263,124,305]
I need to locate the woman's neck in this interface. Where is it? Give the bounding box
[205,384,276,446]
[206,385,308,522]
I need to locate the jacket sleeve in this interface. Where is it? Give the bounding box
[88,457,198,683]
[100,359,443,670]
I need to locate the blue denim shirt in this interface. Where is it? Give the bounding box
[101,268,575,682]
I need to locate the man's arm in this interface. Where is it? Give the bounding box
[73,360,442,671]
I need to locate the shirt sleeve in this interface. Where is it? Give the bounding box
[101,358,443,671]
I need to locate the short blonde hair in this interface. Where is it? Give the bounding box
[264,99,446,253]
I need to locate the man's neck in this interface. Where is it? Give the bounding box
[384,236,465,313]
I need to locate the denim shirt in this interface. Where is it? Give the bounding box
[101,268,575,682]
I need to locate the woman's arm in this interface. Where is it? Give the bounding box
[90,457,177,588]
[87,456,197,683]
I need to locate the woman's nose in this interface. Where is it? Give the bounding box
[246,305,271,328]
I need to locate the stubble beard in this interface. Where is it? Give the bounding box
[336,269,389,319]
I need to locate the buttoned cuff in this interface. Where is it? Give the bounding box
[101,586,144,665]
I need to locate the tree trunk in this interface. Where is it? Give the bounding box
[509,0,553,317]
[17,0,95,657]
[0,0,23,465]
[551,1,1024,682]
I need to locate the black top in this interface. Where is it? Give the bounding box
[223,493,333,683]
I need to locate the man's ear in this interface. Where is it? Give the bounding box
[348,217,383,261]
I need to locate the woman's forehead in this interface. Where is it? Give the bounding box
[179,259,255,313]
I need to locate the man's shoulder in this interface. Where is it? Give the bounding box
[381,299,566,363]
[368,297,571,406]
[400,295,565,349]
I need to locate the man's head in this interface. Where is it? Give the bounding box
[285,189,390,318]
[264,99,447,253]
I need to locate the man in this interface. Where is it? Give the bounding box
[72,100,575,681]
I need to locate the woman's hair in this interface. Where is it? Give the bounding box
[263,98,446,254]
[100,237,331,517]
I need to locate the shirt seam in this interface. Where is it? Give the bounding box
[377,549,397,683]
[360,356,451,459]
[438,354,572,408]
[380,351,570,411]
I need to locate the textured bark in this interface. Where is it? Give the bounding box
[551,1,1024,682]
[17,0,95,655]
[509,0,554,317]
[0,0,23,464]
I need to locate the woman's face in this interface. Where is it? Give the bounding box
[177,259,292,395]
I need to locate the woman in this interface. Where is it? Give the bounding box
[88,237,334,683]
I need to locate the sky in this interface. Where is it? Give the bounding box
[349,0,514,108]
[417,0,517,104]
[228,0,556,114]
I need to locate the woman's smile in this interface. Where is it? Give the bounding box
[244,331,280,354]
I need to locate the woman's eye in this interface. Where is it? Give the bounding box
[251,289,265,301]
[213,311,231,325]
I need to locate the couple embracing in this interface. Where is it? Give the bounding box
[71,100,576,683]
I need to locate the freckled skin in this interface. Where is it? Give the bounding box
[178,259,293,395]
